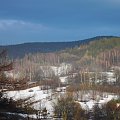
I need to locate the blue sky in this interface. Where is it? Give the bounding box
[0,0,120,45]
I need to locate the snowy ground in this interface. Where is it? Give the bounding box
[79,94,118,110]
[59,71,117,85]
[4,69,119,119]
[5,86,66,118]
[6,86,118,111]
[6,86,53,114]
[59,76,68,83]
[4,85,119,120]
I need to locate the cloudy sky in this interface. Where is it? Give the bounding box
[0,0,120,45]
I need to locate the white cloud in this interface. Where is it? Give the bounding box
[0,19,48,31]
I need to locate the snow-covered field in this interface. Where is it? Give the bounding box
[5,86,118,113]
[6,86,54,114]
[79,94,118,110]
[4,66,119,119]
[5,86,66,118]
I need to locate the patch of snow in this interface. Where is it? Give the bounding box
[79,93,118,110]
[59,76,68,83]
[5,86,61,116]
[51,63,72,76]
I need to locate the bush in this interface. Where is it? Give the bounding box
[53,95,86,120]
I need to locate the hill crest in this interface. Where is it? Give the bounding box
[0,36,119,58]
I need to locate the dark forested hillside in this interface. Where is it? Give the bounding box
[0,36,117,58]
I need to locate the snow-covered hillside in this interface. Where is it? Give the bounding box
[6,86,53,112]
[5,86,119,115]
[5,86,66,118]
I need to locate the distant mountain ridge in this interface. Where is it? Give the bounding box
[0,36,118,58]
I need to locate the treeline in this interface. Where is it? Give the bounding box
[14,53,60,81]
[67,84,120,95]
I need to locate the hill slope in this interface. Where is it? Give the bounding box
[59,37,120,70]
[0,36,117,58]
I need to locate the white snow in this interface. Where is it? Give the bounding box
[4,68,119,117]
[51,63,72,76]
[5,86,54,114]
[59,76,68,83]
[5,86,66,117]
[79,93,118,110]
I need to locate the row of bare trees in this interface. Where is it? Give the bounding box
[14,53,61,82]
